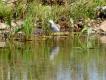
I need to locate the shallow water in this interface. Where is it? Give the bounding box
[0,35,106,80]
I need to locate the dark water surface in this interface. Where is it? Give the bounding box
[0,35,106,80]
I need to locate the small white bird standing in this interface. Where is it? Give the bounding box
[49,20,60,32]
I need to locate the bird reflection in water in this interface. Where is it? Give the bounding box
[50,46,60,61]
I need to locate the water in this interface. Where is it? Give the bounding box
[0,35,106,80]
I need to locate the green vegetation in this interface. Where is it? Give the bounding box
[0,0,106,36]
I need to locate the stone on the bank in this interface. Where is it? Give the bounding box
[0,23,8,30]
[99,20,106,31]
[0,42,6,48]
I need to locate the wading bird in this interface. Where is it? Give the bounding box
[49,20,60,32]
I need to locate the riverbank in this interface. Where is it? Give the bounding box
[0,0,106,41]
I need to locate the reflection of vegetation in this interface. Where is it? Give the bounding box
[0,36,106,80]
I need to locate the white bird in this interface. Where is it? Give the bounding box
[49,20,60,32]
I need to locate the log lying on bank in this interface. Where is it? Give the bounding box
[51,32,69,36]
[30,32,69,41]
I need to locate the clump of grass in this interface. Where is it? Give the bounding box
[69,0,106,20]
[0,1,13,19]
[22,16,33,38]
[26,2,70,31]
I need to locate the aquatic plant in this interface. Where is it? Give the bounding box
[0,1,13,19]
[22,16,33,39]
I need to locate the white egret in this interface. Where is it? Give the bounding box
[49,20,60,32]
